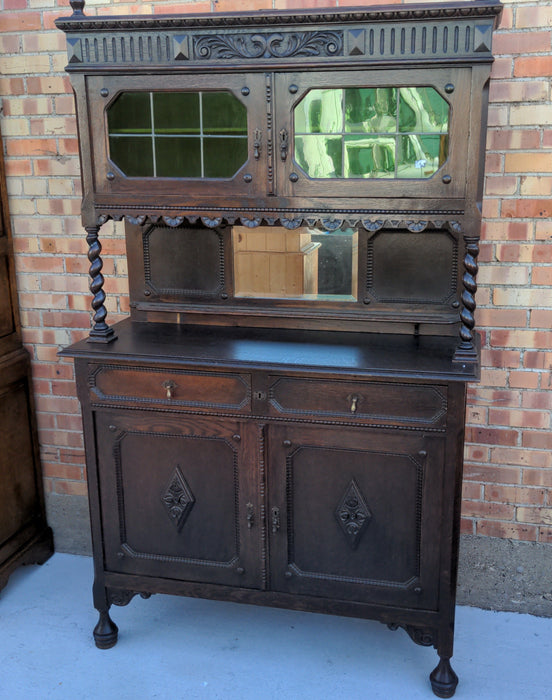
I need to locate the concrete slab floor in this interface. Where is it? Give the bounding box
[0,554,550,700]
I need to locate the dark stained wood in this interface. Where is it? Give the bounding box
[0,127,53,591]
[57,2,500,696]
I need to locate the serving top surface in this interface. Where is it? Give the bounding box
[61,319,479,381]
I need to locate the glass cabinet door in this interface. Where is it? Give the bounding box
[274,68,470,201]
[87,73,266,200]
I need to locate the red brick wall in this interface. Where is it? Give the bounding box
[0,0,551,544]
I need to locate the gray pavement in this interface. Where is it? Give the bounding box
[0,553,550,699]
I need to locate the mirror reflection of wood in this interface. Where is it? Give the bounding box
[232,226,358,301]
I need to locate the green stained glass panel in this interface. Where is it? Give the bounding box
[295,135,342,178]
[153,92,200,134]
[107,92,151,134]
[203,137,248,178]
[398,88,449,134]
[344,135,395,178]
[155,137,201,178]
[202,92,247,136]
[294,90,343,134]
[396,134,447,178]
[109,136,153,176]
[344,88,397,134]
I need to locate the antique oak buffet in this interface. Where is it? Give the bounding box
[57,1,501,695]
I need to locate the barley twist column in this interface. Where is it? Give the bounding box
[85,225,116,343]
[453,236,479,363]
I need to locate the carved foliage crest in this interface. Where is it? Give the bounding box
[193,30,343,60]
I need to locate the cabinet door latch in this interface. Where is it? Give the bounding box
[279,129,289,161]
[271,507,281,533]
[253,129,262,160]
[246,502,254,529]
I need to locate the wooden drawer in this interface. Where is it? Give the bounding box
[88,363,251,413]
[268,376,447,428]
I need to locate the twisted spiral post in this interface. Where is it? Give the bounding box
[85,225,116,343]
[453,236,479,363]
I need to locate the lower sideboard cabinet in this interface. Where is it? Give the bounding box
[64,325,471,699]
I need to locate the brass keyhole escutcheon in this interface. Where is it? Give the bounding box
[350,395,359,413]
[162,380,176,399]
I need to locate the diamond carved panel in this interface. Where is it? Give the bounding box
[161,466,195,532]
[334,479,372,550]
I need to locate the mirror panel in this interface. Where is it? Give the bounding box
[233,226,358,301]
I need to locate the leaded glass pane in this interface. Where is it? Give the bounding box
[107,90,248,179]
[344,88,397,134]
[109,136,153,176]
[203,93,247,135]
[107,93,151,134]
[294,89,343,134]
[398,88,448,134]
[396,134,447,178]
[153,93,200,134]
[295,135,342,178]
[203,137,248,178]
[344,135,395,178]
[293,86,449,180]
[155,137,202,178]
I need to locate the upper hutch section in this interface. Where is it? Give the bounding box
[56,1,501,230]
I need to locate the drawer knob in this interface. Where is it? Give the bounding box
[283,439,291,448]
[237,567,245,575]
[162,380,177,399]
[350,395,359,413]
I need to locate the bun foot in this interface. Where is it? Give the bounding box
[93,610,118,649]
[430,657,458,698]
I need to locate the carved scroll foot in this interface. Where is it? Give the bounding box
[430,657,458,698]
[93,610,118,649]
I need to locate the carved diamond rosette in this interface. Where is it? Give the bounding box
[161,467,195,532]
[334,479,372,550]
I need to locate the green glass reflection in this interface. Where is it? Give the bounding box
[344,88,397,134]
[107,93,151,134]
[155,137,202,178]
[295,135,342,178]
[204,137,248,178]
[294,89,343,134]
[293,86,450,179]
[344,135,395,178]
[109,136,153,176]
[153,92,200,134]
[398,88,448,134]
[397,134,448,178]
[203,93,247,135]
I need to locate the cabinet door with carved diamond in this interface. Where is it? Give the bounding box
[268,424,444,610]
[95,410,261,589]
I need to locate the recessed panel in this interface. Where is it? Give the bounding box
[368,231,457,304]
[144,225,223,297]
